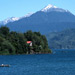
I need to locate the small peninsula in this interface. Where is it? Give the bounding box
[0,26,51,55]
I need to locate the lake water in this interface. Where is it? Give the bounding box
[0,49,75,75]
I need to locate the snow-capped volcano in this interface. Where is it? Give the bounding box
[0,4,73,27]
[41,4,68,12]
[0,4,75,34]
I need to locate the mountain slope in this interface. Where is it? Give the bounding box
[47,29,75,49]
[0,17,20,25]
[0,13,33,25]
[3,4,75,34]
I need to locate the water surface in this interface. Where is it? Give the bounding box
[0,49,75,75]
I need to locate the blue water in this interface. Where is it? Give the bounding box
[0,49,75,75]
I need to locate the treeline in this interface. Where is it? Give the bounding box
[0,26,51,55]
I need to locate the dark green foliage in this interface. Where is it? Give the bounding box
[47,29,75,49]
[0,36,15,55]
[0,27,51,55]
[0,26,9,36]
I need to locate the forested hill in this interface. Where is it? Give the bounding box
[47,29,75,49]
[0,26,51,55]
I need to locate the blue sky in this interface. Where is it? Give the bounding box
[0,0,75,21]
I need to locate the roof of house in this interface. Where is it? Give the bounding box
[27,41,32,44]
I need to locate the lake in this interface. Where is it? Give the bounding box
[0,49,75,75]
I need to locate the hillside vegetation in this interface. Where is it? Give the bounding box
[47,29,75,49]
[0,26,51,55]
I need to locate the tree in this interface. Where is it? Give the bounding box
[0,26,9,36]
[0,27,51,55]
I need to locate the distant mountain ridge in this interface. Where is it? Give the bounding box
[0,4,75,34]
[0,17,20,25]
[47,28,75,49]
[0,13,33,25]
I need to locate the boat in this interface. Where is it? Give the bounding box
[0,64,10,67]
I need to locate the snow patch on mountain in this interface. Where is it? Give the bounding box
[0,13,33,25]
[0,17,20,25]
[41,4,57,12]
[24,13,33,17]
[41,4,68,13]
